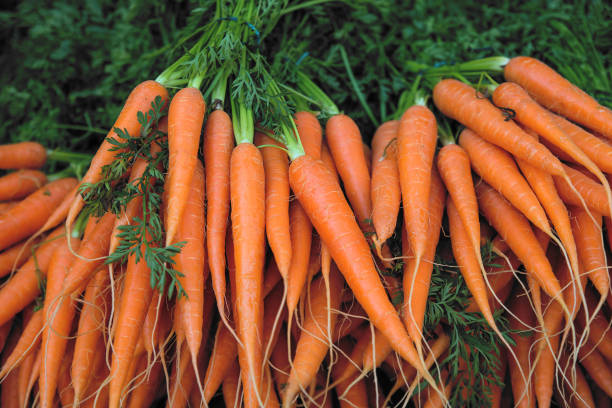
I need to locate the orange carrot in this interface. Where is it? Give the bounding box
[504,56,612,140]
[203,323,238,403]
[0,142,47,169]
[66,80,169,238]
[0,238,39,278]
[294,111,322,160]
[459,128,550,234]
[40,236,81,408]
[282,268,343,407]
[533,294,563,408]
[222,360,242,408]
[325,114,372,228]
[55,341,75,408]
[476,182,562,300]
[0,310,43,379]
[126,358,163,408]
[333,338,369,408]
[286,200,313,318]
[508,292,536,408]
[554,164,610,217]
[203,109,234,324]
[289,153,430,382]
[165,87,206,246]
[579,340,612,398]
[576,288,612,362]
[0,178,76,251]
[0,170,47,201]
[397,104,438,268]
[255,132,291,280]
[230,141,266,407]
[433,78,564,175]
[370,120,401,247]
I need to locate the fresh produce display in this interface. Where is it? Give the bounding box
[0,1,611,407]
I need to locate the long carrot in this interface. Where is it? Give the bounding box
[0,142,47,169]
[397,104,438,271]
[0,178,76,252]
[433,78,564,175]
[66,80,169,238]
[203,109,234,327]
[370,120,401,248]
[286,200,313,319]
[0,170,47,201]
[288,153,434,386]
[325,114,372,229]
[504,56,612,140]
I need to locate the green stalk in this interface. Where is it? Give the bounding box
[406,56,510,77]
[338,45,378,126]
[71,210,90,238]
[296,72,340,116]
[206,66,232,110]
[437,118,455,146]
[46,149,93,163]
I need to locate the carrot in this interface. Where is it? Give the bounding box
[578,340,612,398]
[66,80,169,237]
[270,326,292,393]
[282,268,343,407]
[33,184,80,238]
[0,178,76,252]
[60,211,115,295]
[533,294,563,408]
[0,321,12,355]
[255,132,291,280]
[126,358,163,408]
[174,160,206,367]
[558,348,595,408]
[203,109,234,326]
[0,310,43,380]
[80,343,110,408]
[289,153,432,384]
[370,120,401,247]
[164,87,206,247]
[294,111,322,160]
[203,323,238,403]
[71,267,111,405]
[286,200,313,319]
[433,78,564,175]
[476,182,563,301]
[569,206,610,297]
[576,288,612,362]
[459,128,550,234]
[402,166,446,351]
[0,142,47,170]
[40,236,81,408]
[108,250,155,408]
[504,56,612,140]
[397,104,438,272]
[0,201,20,213]
[0,170,47,201]
[508,292,536,408]
[0,238,39,279]
[17,339,38,408]
[230,141,266,407]
[333,338,370,408]
[56,342,75,408]
[223,360,242,408]
[325,114,372,228]
[0,228,65,327]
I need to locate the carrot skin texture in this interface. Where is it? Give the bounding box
[203,109,234,319]
[0,142,47,169]
[508,293,536,408]
[289,154,424,376]
[0,238,39,278]
[0,178,76,251]
[255,132,291,279]
[0,310,43,378]
[165,87,206,246]
[294,111,322,160]
[230,142,266,406]
[504,56,612,140]
[371,120,401,244]
[433,78,564,175]
[579,340,612,398]
[286,200,313,316]
[203,324,238,403]
[0,170,47,201]
[325,114,372,228]
[397,105,438,260]
[554,164,611,217]
[66,80,169,230]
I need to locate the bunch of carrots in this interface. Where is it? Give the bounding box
[0,6,611,407]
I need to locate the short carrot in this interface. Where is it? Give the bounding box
[0,142,47,169]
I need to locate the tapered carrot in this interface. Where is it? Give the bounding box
[126,358,163,408]
[203,109,234,325]
[459,128,550,234]
[108,250,155,408]
[40,236,81,408]
[476,182,563,301]
[66,80,169,238]
[0,170,47,201]
[559,348,596,408]
[223,360,242,408]
[370,120,401,248]
[325,114,372,228]
[294,111,322,160]
[508,292,536,408]
[576,288,612,362]
[533,294,563,408]
[402,166,446,352]
[286,200,313,319]
[165,87,206,247]
[0,228,65,327]
[282,268,343,407]
[231,141,266,407]
[71,267,111,405]
[0,310,43,380]
[289,153,432,384]
[61,211,115,295]
[554,164,611,217]
[397,105,438,270]
[579,340,612,397]
[0,178,76,252]
[504,56,612,140]
[203,323,238,403]
[333,338,369,408]
[0,238,39,278]
[433,78,564,175]
[174,160,206,366]
[0,142,47,169]
[255,132,291,280]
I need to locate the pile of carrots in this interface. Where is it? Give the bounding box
[0,52,611,408]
